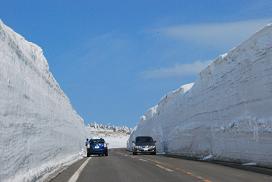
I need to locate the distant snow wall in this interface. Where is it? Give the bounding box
[129,24,272,167]
[0,20,87,181]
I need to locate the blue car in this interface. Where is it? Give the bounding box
[86,138,108,157]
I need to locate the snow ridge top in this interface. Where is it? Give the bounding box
[0,20,48,70]
[0,20,67,98]
[88,122,133,134]
[199,22,272,81]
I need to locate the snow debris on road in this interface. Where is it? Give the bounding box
[242,162,257,166]
[202,154,214,161]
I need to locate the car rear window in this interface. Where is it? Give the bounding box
[136,137,153,143]
[90,139,105,144]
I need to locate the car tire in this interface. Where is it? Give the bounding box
[133,152,137,155]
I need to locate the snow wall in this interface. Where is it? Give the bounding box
[129,24,272,167]
[0,20,87,181]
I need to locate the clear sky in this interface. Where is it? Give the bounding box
[1,0,272,127]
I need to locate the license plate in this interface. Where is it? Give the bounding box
[144,148,148,151]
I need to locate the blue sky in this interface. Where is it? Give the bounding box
[1,0,272,127]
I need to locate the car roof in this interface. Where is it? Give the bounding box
[136,136,153,138]
[90,138,105,142]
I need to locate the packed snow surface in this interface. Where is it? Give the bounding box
[129,24,272,167]
[0,20,87,181]
[87,123,131,148]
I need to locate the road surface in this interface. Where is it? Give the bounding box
[50,149,272,182]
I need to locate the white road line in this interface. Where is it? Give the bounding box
[68,157,91,182]
[138,158,148,162]
[155,164,174,172]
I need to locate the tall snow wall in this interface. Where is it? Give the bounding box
[0,20,87,181]
[129,24,272,167]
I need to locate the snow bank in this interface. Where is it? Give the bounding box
[129,23,272,167]
[88,122,132,134]
[0,20,87,181]
[87,123,131,148]
[103,135,130,149]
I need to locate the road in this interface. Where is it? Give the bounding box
[50,149,272,182]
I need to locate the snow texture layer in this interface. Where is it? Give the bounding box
[0,20,87,181]
[129,24,272,167]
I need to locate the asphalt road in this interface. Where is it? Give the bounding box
[50,149,272,182]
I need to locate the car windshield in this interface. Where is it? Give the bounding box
[90,139,105,144]
[136,137,153,143]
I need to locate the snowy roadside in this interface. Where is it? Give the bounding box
[0,20,88,181]
[102,135,130,149]
[128,23,272,168]
[10,151,85,182]
[87,123,131,149]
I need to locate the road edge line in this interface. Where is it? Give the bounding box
[68,157,91,182]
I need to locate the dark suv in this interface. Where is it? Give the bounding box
[86,138,108,157]
[132,136,156,155]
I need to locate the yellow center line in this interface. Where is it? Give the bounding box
[186,172,193,175]
[116,151,213,182]
[196,176,205,180]
[123,152,212,182]
[155,164,174,172]
[139,156,212,182]
[203,180,212,182]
